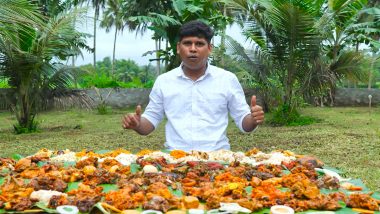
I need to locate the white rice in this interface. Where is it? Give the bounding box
[30,190,67,205]
[50,152,77,163]
[115,153,137,166]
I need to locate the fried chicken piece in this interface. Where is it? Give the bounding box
[205,194,221,209]
[105,189,139,210]
[250,177,262,187]
[143,196,171,212]
[48,195,72,208]
[290,179,320,199]
[282,173,309,187]
[236,198,263,212]
[82,168,119,186]
[147,182,173,200]
[14,158,32,172]
[61,168,83,183]
[100,159,122,170]
[0,177,35,211]
[75,157,98,169]
[28,175,67,192]
[297,156,323,169]
[0,158,16,171]
[285,194,342,212]
[316,175,340,189]
[6,197,34,211]
[67,184,104,212]
[251,183,289,202]
[347,193,379,211]
[20,167,41,178]
[291,166,318,180]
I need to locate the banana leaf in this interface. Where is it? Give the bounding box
[99,184,118,193]
[11,154,24,161]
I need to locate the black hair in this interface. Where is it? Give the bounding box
[179,20,214,43]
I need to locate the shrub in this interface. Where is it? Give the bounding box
[97,103,111,115]
[268,104,318,126]
[0,78,10,88]
[13,120,39,134]
[80,73,119,88]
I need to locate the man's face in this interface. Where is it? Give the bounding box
[177,36,212,72]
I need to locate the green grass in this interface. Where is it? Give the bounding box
[0,107,379,192]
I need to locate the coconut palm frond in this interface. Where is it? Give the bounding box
[128,13,181,28]
[0,0,43,26]
[330,51,370,82]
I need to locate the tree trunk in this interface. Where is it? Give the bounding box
[164,40,168,70]
[72,56,78,88]
[93,9,98,71]
[112,28,117,77]
[16,87,34,131]
[220,6,227,68]
[155,39,161,77]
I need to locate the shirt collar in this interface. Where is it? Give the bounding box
[176,62,213,80]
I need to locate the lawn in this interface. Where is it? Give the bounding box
[0,106,379,192]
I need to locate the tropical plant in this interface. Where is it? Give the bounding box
[223,0,375,109]
[77,57,155,88]
[218,35,282,112]
[90,0,107,70]
[0,1,91,133]
[302,0,375,105]
[127,0,232,71]
[100,0,126,76]
[224,0,321,108]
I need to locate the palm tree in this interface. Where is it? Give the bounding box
[223,0,374,108]
[127,0,229,71]
[100,0,125,77]
[0,1,90,133]
[90,0,107,71]
[226,0,321,107]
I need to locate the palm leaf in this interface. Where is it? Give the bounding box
[128,13,181,28]
[330,51,370,82]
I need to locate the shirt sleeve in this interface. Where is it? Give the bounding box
[227,74,253,133]
[141,77,165,128]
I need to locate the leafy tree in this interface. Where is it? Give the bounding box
[127,0,231,71]
[225,0,321,108]
[223,0,375,109]
[0,1,90,133]
[77,57,155,88]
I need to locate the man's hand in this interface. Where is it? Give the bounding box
[250,96,264,125]
[122,105,142,130]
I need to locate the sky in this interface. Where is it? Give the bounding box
[75,18,248,66]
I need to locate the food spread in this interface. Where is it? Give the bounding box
[0,148,379,213]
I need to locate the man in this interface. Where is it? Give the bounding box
[122,20,264,152]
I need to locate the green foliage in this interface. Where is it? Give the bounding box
[268,104,318,126]
[77,57,156,89]
[96,104,110,115]
[0,1,90,132]
[127,0,231,70]
[13,119,39,134]
[81,72,119,88]
[0,78,10,88]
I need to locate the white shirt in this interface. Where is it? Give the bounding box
[142,64,251,152]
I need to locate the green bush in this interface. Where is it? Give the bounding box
[78,73,153,89]
[13,120,39,134]
[118,77,153,88]
[80,73,119,88]
[97,103,112,115]
[0,78,10,88]
[268,104,318,126]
